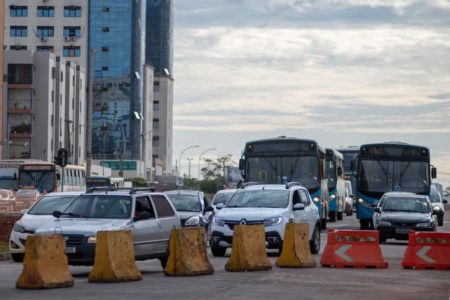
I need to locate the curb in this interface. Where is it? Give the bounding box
[0,253,11,261]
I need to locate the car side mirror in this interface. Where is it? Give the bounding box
[239,158,244,170]
[443,199,448,204]
[374,207,381,213]
[216,203,224,210]
[204,206,214,213]
[431,167,437,179]
[293,203,305,211]
[134,211,152,222]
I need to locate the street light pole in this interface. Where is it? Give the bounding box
[178,145,199,176]
[198,148,216,180]
[86,48,95,177]
[187,158,193,178]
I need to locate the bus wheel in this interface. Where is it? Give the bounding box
[321,218,327,230]
[329,212,336,222]
[337,212,343,221]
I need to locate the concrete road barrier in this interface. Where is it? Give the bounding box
[164,227,214,276]
[225,225,272,272]
[88,230,142,283]
[276,223,316,268]
[16,235,74,289]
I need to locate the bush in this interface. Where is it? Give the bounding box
[131,177,148,187]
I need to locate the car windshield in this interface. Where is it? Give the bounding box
[28,195,79,215]
[226,190,289,208]
[165,194,202,212]
[429,192,441,203]
[62,195,132,219]
[382,197,430,213]
[212,192,235,205]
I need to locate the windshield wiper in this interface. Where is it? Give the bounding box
[226,205,241,208]
[52,210,83,218]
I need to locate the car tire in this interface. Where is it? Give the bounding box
[159,256,168,269]
[337,212,343,221]
[211,244,226,257]
[309,225,321,254]
[11,253,24,263]
[438,215,444,226]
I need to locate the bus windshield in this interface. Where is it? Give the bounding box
[246,156,320,189]
[327,159,336,190]
[358,159,429,195]
[18,170,56,193]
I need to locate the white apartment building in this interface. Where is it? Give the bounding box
[4,0,88,67]
[3,50,86,164]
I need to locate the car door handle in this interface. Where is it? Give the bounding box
[158,221,162,230]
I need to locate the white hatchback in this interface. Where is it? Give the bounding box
[209,183,321,257]
[9,191,82,262]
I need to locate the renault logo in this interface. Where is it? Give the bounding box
[239,219,247,225]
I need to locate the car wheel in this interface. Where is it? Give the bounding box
[337,212,343,221]
[159,256,168,269]
[320,218,327,230]
[11,253,24,263]
[309,225,321,254]
[210,244,226,257]
[329,211,336,222]
[438,215,444,226]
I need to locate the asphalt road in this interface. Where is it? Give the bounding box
[0,212,449,300]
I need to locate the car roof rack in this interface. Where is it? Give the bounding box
[240,182,262,189]
[85,187,156,194]
[285,182,302,189]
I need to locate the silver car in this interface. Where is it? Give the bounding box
[9,191,83,262]
[35,189,181,268]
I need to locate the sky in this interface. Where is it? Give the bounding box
[172,0,450,188]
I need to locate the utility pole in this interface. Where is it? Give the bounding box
[187,157,193,179]
[86,48,95,176]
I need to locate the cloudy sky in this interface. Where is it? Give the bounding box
[172,0,450,187]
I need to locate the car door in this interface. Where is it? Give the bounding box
[150,194,178,253]
[133,196,161,256]
[292,189,308,224]
[300,189,316,238]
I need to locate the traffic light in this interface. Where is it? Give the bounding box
[54,148,68,167]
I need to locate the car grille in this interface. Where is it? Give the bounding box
[225,220,264,230]
[63,235,85,246]
[390,222,417,228]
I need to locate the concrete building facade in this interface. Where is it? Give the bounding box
[0,1,4,158]
[3,50,86,163]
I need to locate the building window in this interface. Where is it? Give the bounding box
[64,6,81,17]
[153,100,159,111]
[10,26,27,37]
[153,118,159,129]
[7,64,32,84]
[153,81,160,93]
[152,136,159,147]
[37,46,54,52]
[63,26,81,38]
[37,6,55,17]
[63,46,81,57]
[10,45,27,50]
[10,6,28,17]
[37,26,54,37]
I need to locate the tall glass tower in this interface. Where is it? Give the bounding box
[146,0,173,75]
[89,0,146,160]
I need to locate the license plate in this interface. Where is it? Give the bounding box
[65,246,76,253]
[396,228,409,234]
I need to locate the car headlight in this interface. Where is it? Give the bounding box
[212,216,225,226]
[185,216,201,227]
[13,223,26,233]
[358,198,364,204]
[377,220,391,226]
[313,197,320,203]
[263,216,283,227]
[330,195,336,200]
[416,222,433,228]
[87,236,97,244]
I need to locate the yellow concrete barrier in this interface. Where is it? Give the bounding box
[164,227,214,276]
[276,223,316,268]
[225,225,272,272]
[88,230,142,283]
[16,235,74,289]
